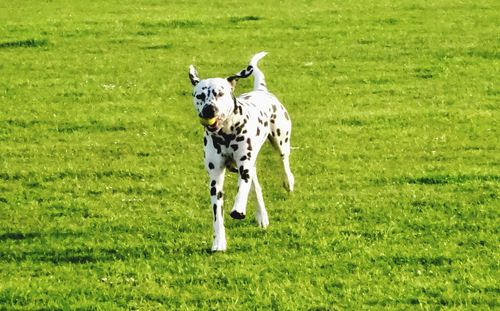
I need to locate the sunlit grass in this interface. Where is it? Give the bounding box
[0,0,498,309]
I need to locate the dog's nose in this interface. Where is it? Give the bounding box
[200,105,218,119]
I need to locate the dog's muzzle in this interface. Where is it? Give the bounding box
[201,105,217,118]
[200,116,222,132]
[199,105,221,131]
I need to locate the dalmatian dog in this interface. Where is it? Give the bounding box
[188,52,294,251]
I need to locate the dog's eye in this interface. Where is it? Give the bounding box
[217,91,224,97]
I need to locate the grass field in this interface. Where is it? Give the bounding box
[0,0,498,309]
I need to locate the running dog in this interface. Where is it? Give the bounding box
[188,52,294,251]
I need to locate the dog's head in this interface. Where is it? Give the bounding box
[188,64,253,132]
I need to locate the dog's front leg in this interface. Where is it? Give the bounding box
[206,156,227,252]
[230,160,254,219]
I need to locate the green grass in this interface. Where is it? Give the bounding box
[0,0,498,309]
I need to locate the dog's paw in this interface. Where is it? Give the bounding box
[256,211,269,229]
[283,173,295,192]
[211,238,227,252]
[230,210,246,220]
[283,180,294,192]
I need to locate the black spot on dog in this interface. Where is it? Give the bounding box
[211,180,216,187]
[236,136,245,142]
[277,129,281,137]
[217,191,224,199]
[272,105,277,113]
[235,122,245,134]
[232,94,238,109]
[256,127,260,136]
[213,204,217,221]
[212,133,236,153]
[243,95,252,100]
[264,121,268,127]
[233,103,243,115]
[257,117,263,124]
[285,137,289,143]
[239,165,250,183]
[208,162,215,169]
[246,138,252,151]
[240,155,247,161]
[204,137,207,146]
[222,133,236,143]
[212,138,222,154]
[230,210,246,220]
[284,112,290,120]
[231,144,239,151]
[196,93,206,101]
[210,187,217,196]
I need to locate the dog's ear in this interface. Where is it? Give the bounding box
[189,65,200,86]
[227,65,254,89]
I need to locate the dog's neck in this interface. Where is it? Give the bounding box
[216,95,246,136]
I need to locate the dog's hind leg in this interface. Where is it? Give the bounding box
[251,167,269,228]
[269,110,295,192]
[268,135,294,192]
[278,144,294,193]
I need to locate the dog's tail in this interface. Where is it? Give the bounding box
[249,51,268,92]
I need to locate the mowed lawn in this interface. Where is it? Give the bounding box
[0,0,498,309]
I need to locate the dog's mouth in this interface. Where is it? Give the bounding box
[199,116,223,132]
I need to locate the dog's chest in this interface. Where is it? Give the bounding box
[208,132,237,155]
[206,118,265,159]
[204,94,277,160]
